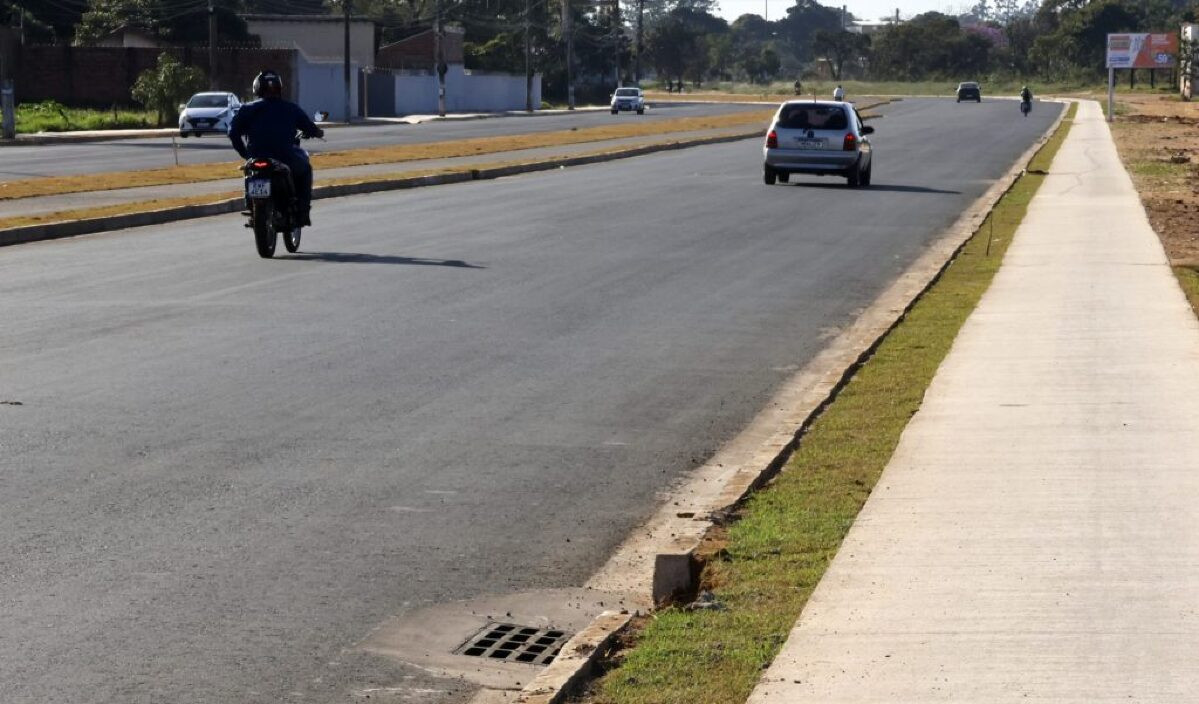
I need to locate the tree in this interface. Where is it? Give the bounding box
[131,52,207,125]
[813,29,870,79]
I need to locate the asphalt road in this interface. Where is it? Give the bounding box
[0,98,1061,703]
[0,102,763,181]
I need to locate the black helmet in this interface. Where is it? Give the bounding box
[252,70,283,99]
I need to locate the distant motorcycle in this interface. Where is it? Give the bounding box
[1020,99,1032,117]
[241,133,312,258]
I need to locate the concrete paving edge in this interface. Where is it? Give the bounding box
[0,130,759,249]
[512,611,632,704]
[0,107,615,147]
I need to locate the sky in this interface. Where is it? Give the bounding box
[713,0,972,24]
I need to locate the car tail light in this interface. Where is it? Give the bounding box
[766,130,778,149]
[252,160,269,168]
[843,133,857,151]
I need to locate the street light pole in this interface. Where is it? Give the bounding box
[435,0,446,116]
[524,0,533,111]
[562,0,575,109]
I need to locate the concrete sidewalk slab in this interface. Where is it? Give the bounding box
[749,100,1199,701]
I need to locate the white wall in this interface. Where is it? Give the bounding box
[390,65,541,115]
[296,51,360,122]
[247,18,375,68]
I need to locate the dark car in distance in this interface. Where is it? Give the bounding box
[956,82,982,103]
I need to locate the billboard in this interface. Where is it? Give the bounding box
[1107,33,1178,69]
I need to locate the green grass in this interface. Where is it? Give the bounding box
[590,102,1079,704]
[1128,160,1189,178]
[1175,266,1199,314]
[15,101,158,133]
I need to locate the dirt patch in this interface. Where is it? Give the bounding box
[1110,93,1199,267]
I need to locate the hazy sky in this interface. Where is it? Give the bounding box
[714,0,971,23]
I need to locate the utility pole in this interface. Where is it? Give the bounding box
[612,0,621,88]
[524,0,533,111]
[207,0,217,90]
[435,0,446,116]
[561,0,575,109]
[635,0,642,85]
[1,28,13,139]
[343,0,352,123]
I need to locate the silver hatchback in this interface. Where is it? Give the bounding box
[762,100,874,187]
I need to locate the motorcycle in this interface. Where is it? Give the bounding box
[241,134,312,258]
[1020,99,1032,117]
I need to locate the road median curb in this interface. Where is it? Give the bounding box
[0,130,760,248]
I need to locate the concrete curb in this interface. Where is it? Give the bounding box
[511,611,632,704]
[0,130,760,248]
[466,101,1075,704]
[643,101,1073,604]
[0,107,615,147]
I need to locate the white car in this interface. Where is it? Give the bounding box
[611,87,645,115]
[179,92,241,137]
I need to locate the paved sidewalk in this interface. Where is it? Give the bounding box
[750,100,1199,701]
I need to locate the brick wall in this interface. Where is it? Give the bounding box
[14,46,298,106]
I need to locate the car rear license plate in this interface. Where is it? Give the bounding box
[794,138,826,149]
[247,178,271,198]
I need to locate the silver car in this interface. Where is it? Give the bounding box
[762,100,874,187]
[611,87,645,115]
[179,92,241,137]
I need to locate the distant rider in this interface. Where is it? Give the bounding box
[1020,85,1033,104]
[833,84,845,101]
[229,70,324,226]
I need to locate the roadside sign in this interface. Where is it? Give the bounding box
[1107,33,1178,69]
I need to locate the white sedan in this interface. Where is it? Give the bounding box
[610,87,646,115]
[179,92,241,137]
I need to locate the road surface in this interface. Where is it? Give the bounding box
[0,98,1061,703]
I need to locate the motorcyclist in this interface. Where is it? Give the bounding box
[1020,85,1033,104]
[833,84,845,101]
[229,70,324,226]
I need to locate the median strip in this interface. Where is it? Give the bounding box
[0,111,776,201]
[0,129,762,247]
[579,102,1078,704]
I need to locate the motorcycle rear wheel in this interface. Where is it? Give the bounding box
[252,201,277,258]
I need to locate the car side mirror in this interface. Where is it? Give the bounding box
[861,125,874,135]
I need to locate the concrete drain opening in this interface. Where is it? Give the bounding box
[454,623,572,665]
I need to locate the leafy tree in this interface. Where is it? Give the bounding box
[813,29,870,79]
[777,0,843,63]
[76,0,250,45]
[131,52,206,125]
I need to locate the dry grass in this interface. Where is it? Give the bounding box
[0,111,774,201]
[1108,92,1199,317]
[0,129,759,231]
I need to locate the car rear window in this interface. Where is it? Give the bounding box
[615,89,639,96]
[777,105,848,130]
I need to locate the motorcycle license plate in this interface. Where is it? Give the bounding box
[247,178,271,198]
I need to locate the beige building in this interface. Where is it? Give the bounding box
[243,14,375,67]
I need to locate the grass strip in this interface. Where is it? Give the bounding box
[589,102,1079,704]
[1174,266,1199,315]
[0,111,773,201]
[0,130,760,231]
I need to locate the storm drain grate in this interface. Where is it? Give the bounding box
[454,622,572,665]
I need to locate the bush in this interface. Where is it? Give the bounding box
[131,53,207,126]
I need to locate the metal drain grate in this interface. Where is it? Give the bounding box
[454,622,572,665]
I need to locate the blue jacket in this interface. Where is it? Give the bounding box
[229,98,322,161]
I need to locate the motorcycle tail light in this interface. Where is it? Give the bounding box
[766,130,778,149]
[253,160,269,168]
